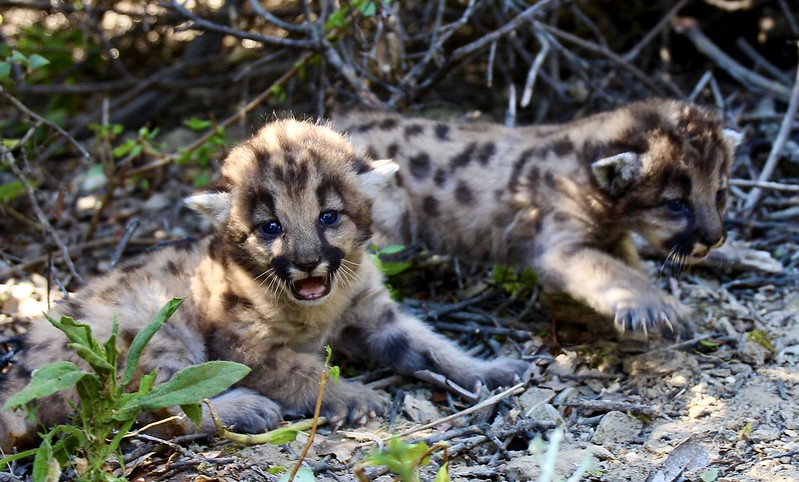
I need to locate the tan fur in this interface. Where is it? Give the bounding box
[0,120,529,451]
[335,99,741,336]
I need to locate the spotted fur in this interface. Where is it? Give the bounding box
[0,120,529,451]
[335,99,742,337]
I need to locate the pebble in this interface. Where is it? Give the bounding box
[592,411,643,447]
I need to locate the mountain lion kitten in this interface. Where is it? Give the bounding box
[335,99,741,337]
[0,119,529,451]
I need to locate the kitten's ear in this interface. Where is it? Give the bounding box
[184,190,232,228]
[357,158,399,199]
[591,152,641,196]
[722,128,743,152]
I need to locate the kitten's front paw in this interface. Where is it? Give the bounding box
[612,291,694,339]
[322,380,387,428]
[206,387,283,433]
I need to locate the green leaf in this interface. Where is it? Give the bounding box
[193,171,211,187]
[378,245,405,255]
[184,117,212,130]
[112,139,136,158]
[180,403,202,427]
[278,467,316,482]
[114,361,250,419]
[122,297,184,386]
[137,370,157,395]
[4,361,88,409]
[381,262,411,277]
[434,463,450,482]
[268,466,288,475]
[9,50,28,64]
[328,365,340,383]
[69,343,114,372]
[0,448,38,468]
[261,426,301,445]
[0,180,25,202]
[32,438,61,482]
[27,54,50,71]
[0,62,10,81]
[324,8,348,30]
[357,0,377,17]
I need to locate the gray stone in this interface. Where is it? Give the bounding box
[592,411,643,447]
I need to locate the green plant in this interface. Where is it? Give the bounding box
[491,265,538,296]
[355,437,450,482]
[370,245,411,277]
[177,117,227,187]
[0,50,50,84]
[0,298,250,482]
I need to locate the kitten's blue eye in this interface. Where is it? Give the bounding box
[667,199,688,213]
[260,220,282,236]
[319,210,340,225]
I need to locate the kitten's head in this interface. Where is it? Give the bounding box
[186,119,397,305]
[590,99,741,266]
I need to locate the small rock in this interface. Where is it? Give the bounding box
[403,393,440,423]
[737,336,772,365]
[623,350,699,376]
[553,387,579,407]
[592,411,643,447]
[77,195,101,212]
[750,426,780,443]
[526,403,564,426]
[519,387,555,416]
[142,193,172,211]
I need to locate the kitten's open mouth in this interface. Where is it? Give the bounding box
[291,276,331,301]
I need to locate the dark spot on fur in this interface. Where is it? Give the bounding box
[378,307,397,327]
[527,166,541,183]
[435,123,450,141]
[450,143,477,171]
[543,171,556,188]
[434,169,447,186]
[365,145,379,160]
[395,171,404,187]
[455,181,474,204]
[477,142,496,166]
[353,157,372,174]
[510,148,535,190]
[120,260,145,273]
[552,211,569,223]
[552,137,574,156]
[98,286,117,302]
[120,327,137,344]
[381,332,410,363]
[404,124,424,139]
[379,118,398,130]
[165,261,181,276]
[409,153,432,180]
[354,121,376,132]
[422,196,439,217]
[387,143,400,159]
[63,298,85,320]
[223,291,255,311]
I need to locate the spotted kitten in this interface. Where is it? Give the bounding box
[336,99,741,337]
[0,119,529,451]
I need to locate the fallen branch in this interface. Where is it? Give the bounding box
[672,17,792,100]
[396,382,525,439]
[743,48,799,213]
